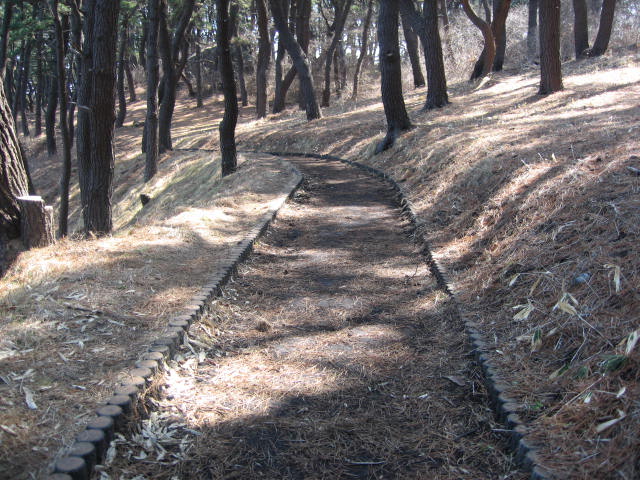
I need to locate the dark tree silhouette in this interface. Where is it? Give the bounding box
[376,0,411,153]
[538,0,563,94]
[145,0,161,182]
[76,0,120,234]
[256,0,270,118]
[218,0,238,176]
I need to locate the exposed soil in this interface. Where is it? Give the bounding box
[100,157,525,479]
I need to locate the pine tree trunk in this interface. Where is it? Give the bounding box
[461,0,495,80]
[0,0,13,75]
[377,0,411,153]
[352,0,374,100]
[321,0,354,107]
[76,0,120,235]
[256,0,270,118]
[400,8,425,88]
[125,59,136,102]
[195,38,204,108]
[0,77,29,239]
[218,0,238,176]
[145,0,160,182]
[116,27,128,127]
[538,0,563,94]
[527,0,539,60]
[50,0,72,237]
[45,73,58,155]
[589,0,616,57]
[573,0,590,58]
[270,0,320,120]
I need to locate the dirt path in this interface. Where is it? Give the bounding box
[104,157,524,479]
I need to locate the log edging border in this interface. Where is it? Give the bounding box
[48,161,303,480]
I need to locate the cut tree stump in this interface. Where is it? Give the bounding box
[17,196,55,248]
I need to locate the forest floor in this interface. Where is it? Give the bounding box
[0,49,638,479]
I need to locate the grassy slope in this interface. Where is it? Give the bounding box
[238,52,640,478]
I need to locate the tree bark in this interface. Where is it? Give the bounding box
[45,73,58,155]
[218,0,238,176]
[195,32,203,108]
[573,0,590,58]
[0,77,29,239]
[527,0,538,60]
[0,0,13,76]
[76,0,120,235]
[351,0,374,100]
[492,0,510,71]
[538,0,563,94]
[400,7,425,88]
[125,59,136,102]
[17,196,54,248]
[158,0,196,152]
[270,0,320,120]
[17,41,32,136]
[400,0,449,109]
[116,27,128,127]
[50,0,72,237]
[588,0,616,57]
[376,0,411,154]
[461,0,495,79]
[321,0,353,107]
[145,0,160,182]
[256,0,270,118]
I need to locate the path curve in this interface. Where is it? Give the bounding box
[105,157,524,479]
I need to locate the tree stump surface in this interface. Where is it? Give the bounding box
[17,195,55,248]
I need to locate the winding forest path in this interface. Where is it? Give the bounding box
[106,157,524,479]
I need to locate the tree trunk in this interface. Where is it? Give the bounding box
[0,79,29,239]
[538,0,563,94]
[573,0,590,58]
[352,0,374,100]
[139,14,148,68]
[527,0,538,60]
[17,196,54,248]
[218,0,238,176]
[270,0,320,120]
[256,0,270,118]
[145,0,160,182]
[45,73,58,155]
[50,0,72,237]
[35,54,43,136]
[116,27,128,127]
[195,36,203,108]
[321,0,353,107]
[588,0,616,57]
[492,0,510,71]
[400,0,449,109]
[0,0,13,76]
[125,59,136,102]
[76,0,120,235]
[235,45,249,106]
[461,0,495,79]
[400,7,425,88]
[376,0,411,154]
[18,41,32,136]
[68,0,82,148]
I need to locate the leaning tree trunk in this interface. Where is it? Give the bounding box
[538,0,563,94]
[461,0,495,79]
[321,0,354,107]
[255,0,270,118]
[352,0,374,100]
[400,7,425,88]
[376,0,411,154]
[573,0,590,58]
[145,0,160,182]
[218,0,238,176]
[588,0,616,57]
[270,0,321,120]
